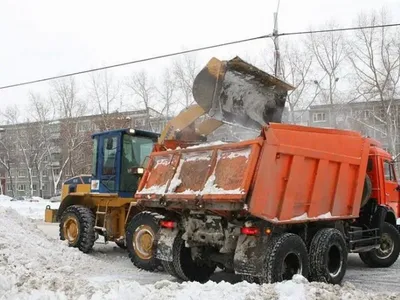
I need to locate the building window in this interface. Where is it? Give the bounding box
[313,112,326,122]
[53,168,60,176]
[135,119,146,127]
[17,184,26,191]
[32,184,37,191]
[7,184,12,191]
[32,170,37,177]
[18,170,26,178]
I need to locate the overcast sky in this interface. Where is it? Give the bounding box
[1,0,399,117]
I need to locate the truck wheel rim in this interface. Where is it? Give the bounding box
[281,252,302,280]
[377,233,394,259]
[133,225,154,260]
[327,245,343,277]
[64,217,79,243]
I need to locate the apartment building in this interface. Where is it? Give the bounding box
[0,108,168,198]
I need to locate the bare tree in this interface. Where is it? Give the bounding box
[156,68,177,119]
[348,9,400,156]
[49,78,88,192]
[87,70,122,130]
[2,106,36,197]
[308,22,347,126]
[126,70,155,130]
[173,53,199,108]
[0,128,17,197]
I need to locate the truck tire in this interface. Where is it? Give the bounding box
[359,222,400,268]
[264,233,309,283]
[126,211,163,271]
[360,175,372,208]
[308,228,347,284]
[59,205,95,253]
[161,259,180,279]
[173,234,216,282]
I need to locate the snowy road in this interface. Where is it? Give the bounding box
[37,221,400,294]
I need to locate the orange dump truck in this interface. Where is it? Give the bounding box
[135,122,400,284]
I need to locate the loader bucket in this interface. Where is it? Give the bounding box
[192,56,295,129]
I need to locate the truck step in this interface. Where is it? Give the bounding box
[94,226,107,231]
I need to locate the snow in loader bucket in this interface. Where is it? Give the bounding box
[135,140,261,208]
[192,56,294,130]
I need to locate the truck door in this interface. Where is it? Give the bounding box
[383,160,400,215]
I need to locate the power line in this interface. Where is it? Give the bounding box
[1,22,400,91]
[278,23,400,37]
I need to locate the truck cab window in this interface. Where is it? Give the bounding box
[384,160,396,182]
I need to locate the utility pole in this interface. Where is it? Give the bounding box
[273,0,281,78]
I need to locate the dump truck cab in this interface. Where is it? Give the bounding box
[367,140,400,220]
[89,128,159,197]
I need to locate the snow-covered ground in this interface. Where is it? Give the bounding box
[1,203,400,299]
[0,195,60,220]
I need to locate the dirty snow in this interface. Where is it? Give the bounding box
[1,206,400,299]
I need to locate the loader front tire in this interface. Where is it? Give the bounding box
[59,205,95,253]
[359,222,400,268]
[126,211,163,271]
[308,228,347,284]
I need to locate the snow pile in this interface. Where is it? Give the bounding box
[0,198,59,220]
[0,194,12,201]
[1,206,399,299]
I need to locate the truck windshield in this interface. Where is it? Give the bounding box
[120,134,154,193]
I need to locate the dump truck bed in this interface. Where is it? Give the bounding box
[136,123,370,224]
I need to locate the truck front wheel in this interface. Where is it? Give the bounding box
[173,234,216,282]
[359,222,400,268]
[264,233,309,283]
[126,211,163,271]
[308,228,347,284]
[59,205,96,253]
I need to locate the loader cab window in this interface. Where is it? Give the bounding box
[384,160,396,182]
[120,134,154,193]
[103,136,118,175]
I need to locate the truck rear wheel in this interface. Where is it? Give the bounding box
[308,228,347,284]
[359,222,400,268]
[161,260,180,279]
[264,233,309,283]
[173,234,216,282]
[59,205,95,253]
[126,211,163,271]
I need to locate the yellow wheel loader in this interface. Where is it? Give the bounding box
[48,56,293,272]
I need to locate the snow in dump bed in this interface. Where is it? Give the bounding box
[1,207,399,299]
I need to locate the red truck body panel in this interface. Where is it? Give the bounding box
[136,123,371,224]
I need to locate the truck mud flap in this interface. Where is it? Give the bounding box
[233,234,269,277]
[155,228,179,262]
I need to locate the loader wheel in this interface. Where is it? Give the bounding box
[126,211,163,271]
[264,233,309,283]
[59,205,95,253]
[173,234,216,282]
[359,222,400,268]
[308,228,347,284]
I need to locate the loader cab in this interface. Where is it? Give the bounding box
[90,128,159,197]
[367,145,400,216]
